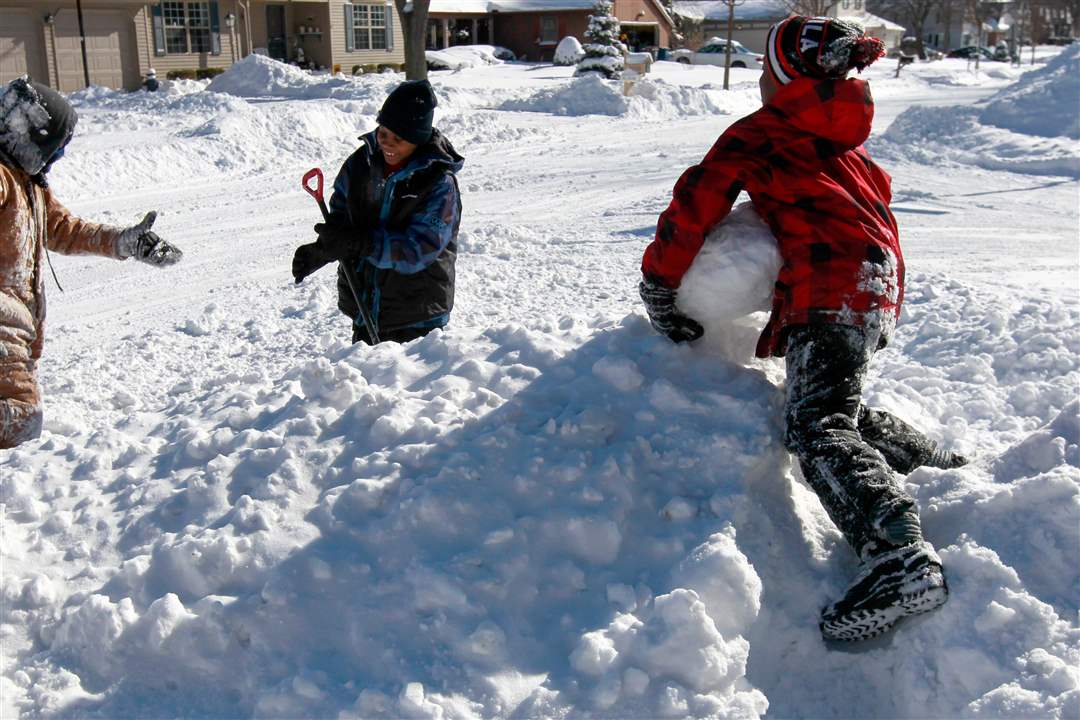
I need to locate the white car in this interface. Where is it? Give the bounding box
[672,38,763,69]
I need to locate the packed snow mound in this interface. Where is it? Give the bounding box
[499,74,735,118]
[9,318,780,718]
[53,96,371,194]
[7,272,1080,719]
[554,36,585,65]
[207,53,396,100]
[869,45,1079,177]
[678,202,781,360]
[870,104,1080,178]
[979,43,1080,139]
[427,45,511,71]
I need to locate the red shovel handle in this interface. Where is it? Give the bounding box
[302,167,323,203]
[302,167,331,221]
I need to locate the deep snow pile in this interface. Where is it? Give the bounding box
[3,271,1078,719]
[979,43,1080,139]
[499,74,755,118]
[206,53,395,101]
[869,44,1080,177]
[427,45,510,71]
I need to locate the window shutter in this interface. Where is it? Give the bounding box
[385,3,394,51]
[152,3,166,56]
[344,3,355,52]
[209,1,222,55]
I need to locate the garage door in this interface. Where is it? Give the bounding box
[0,10,48,85]
[54,9,139,91]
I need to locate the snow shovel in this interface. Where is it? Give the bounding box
[302,168,380,345]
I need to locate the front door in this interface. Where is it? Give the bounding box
[266,5,287,60]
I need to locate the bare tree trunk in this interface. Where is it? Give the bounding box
[1030,0,1044,42]
[912,0,937,57]
[943,0,953,48]
[395,0,431,80]
[723,0,740,89]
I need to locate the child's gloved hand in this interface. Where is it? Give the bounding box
[116,211,183,266]
[292,223,369,284]
[639,277,704,343]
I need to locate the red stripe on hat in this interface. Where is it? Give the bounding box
[772,17,802,84]
[816,19,831,66]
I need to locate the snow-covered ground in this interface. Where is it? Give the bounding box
[1,48,1077,719]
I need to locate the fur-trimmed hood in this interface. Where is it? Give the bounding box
[0,77,77,181]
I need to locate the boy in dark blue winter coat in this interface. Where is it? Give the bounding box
[292,80,463,344]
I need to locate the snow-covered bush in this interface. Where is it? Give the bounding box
[575,0,624,79]
[554,36,585,66]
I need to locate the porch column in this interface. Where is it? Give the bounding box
[441,18,450,48]
[488,14,495,43]
[471,18,477,43]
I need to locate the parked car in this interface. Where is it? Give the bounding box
[946,46,1004,61]
[671,38,763,69]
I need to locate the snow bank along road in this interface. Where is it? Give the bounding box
[1,53,1077,718]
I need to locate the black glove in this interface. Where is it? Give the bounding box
[292,222,369,284]
[116,211,183,267]
[639,277,704,343]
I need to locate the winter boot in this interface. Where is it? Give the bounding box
[820,541,948,642]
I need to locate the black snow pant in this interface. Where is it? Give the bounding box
[783,324,940,560]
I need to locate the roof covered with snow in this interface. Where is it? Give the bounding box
[839,11,906,33]
[671,0,787,22]
[430,0,596,12]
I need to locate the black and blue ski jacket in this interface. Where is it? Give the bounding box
[329,128,463,336]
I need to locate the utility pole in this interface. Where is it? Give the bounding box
[75,0,91,88]
[722,0,745,90]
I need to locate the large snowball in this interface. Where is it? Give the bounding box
[677,202,781,359]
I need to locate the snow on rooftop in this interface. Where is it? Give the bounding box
[672,0,787,22]
[839,11,906,33]
[430,0,596,11]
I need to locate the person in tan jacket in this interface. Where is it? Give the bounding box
[0,77,183,450]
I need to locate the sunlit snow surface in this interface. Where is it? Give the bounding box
[1,48,1077,719]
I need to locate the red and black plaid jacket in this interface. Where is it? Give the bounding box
[642,77,903,358]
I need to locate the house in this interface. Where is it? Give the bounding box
[0,0,405,91]
[670,0,787,52]
[671,0,904,53]
[425,0,677,61]
[835,0,905,51]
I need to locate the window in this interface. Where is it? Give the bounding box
[540,16,557,43]
[353,4,388,50]
[163,1,188,53]
[162,1,212,54]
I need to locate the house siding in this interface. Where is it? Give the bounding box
[142,0,241,77]
[493,10,588,61]
[1,0,243,90]
[614,0,671,46]
[327,0,405,73]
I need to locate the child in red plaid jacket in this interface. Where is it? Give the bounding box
[639,17,966,642]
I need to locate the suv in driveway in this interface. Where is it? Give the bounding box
[671,38,763,68]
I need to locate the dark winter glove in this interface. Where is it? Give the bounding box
[292,222,369,284]
[116,211,183,267]
[639,277,704,344]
